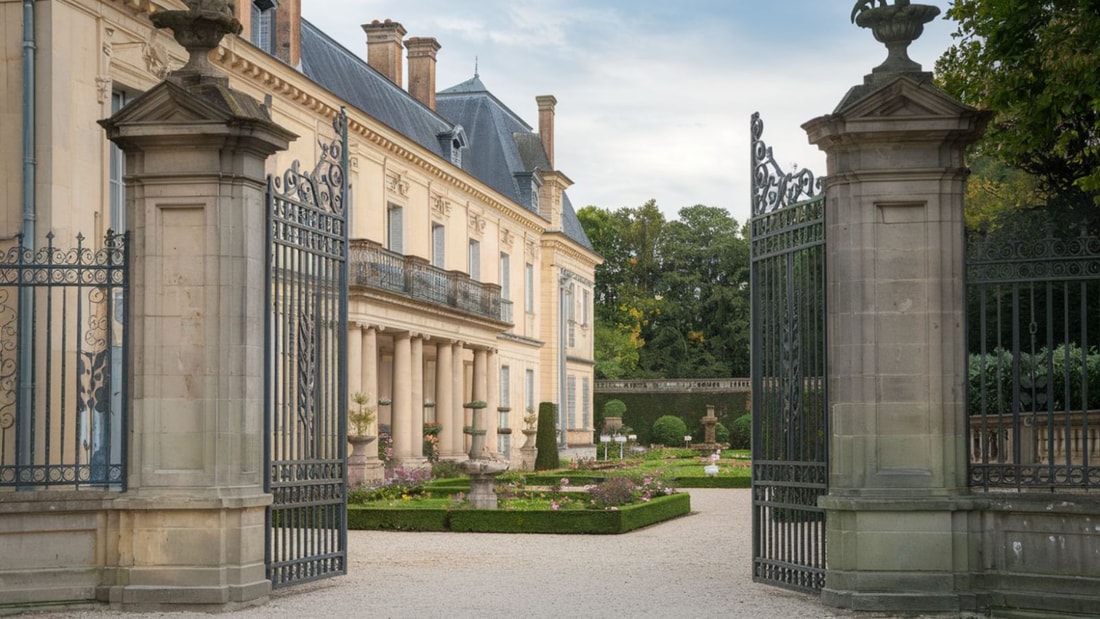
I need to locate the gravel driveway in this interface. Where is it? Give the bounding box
[19,488,978,619]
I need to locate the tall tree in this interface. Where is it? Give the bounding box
[936,0,1100,223]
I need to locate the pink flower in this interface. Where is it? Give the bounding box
[560,478,570,486]
[551,501,560,511]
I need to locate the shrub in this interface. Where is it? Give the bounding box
[651,415,688,447]
[714,422,730,445]
[534,401,560,470]
[729,414,752,449]
[604,399,627,417]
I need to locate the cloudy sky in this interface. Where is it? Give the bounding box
[302,1,959,225]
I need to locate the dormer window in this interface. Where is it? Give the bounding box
[512,170,543,214]
[251,0,278,54]
[438,126,468,168]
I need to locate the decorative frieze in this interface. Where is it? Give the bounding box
[468,212,487,236]
[431,193,452,219]
[500,228,514,249]
[97,28,115,104]
[385,171,409,197]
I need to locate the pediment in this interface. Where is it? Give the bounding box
[102,80,236,127]
[836,75,976,120]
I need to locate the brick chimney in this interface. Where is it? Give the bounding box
[363,19,406,86]
[274,0,301,66]
[536,95,557,169]
[406,37,441,111]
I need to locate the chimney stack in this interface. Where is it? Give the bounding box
[406,37,441,111]
[536,95,557,169]
[363,19,406,86]
[273,0,302,66]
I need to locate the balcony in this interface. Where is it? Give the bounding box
[350,240,511,324]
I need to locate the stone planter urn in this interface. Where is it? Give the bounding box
[852,1,940,77]
[347,434,376,488]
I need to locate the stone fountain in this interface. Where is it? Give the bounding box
[459,401,509,509]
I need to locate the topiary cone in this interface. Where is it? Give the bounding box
[534,401,560,470]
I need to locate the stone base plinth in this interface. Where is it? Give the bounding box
[821,495,969,614]
[96,493,272,611]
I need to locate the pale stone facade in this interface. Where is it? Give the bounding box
[0,0,598,609]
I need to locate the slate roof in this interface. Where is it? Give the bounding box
[300,20,451,159]
[299,19,592,251]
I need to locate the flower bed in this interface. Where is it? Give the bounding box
[347,492,690,534]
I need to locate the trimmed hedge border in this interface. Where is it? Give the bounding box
[348,492,691,534]
[513,473,749,490]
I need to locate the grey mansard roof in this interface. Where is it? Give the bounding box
[298,20,592,251]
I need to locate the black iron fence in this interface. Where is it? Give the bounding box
[0,231,128,490]
[967,230,1100,490]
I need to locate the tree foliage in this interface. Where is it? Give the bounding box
[936,0,1100,219]
[578,201,751,379]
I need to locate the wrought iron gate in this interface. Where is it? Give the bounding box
[749,112,829,593]
[265,109,349,588]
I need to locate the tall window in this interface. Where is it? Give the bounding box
[567,376,577,429]
[567,283,576,348]
[499,253,511,300]
[431,224,445,268]
[581,288,590,326]
[250,1,277,53]
[525,369,534,412]
[524,263,534,313]
[582,378,591,429]
[109,91,128,232]
[387,205,404,253]
[468,239,480,280]
[500,365,511,408]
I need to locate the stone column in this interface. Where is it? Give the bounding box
[393,333,412,461]
[451,342,466,455]
[361,326,383,481]
[409,335,425,463]
[435,341,454,457]
[348,324,363,396]
[485,348,499,453]
[97,5,294,609]
[803,43,988,612]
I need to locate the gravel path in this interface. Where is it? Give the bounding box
[20,489,976,618]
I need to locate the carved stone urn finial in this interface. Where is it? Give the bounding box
[850,0,940,78]
[150,0,242,78]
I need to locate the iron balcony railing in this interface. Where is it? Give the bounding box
[349,240,510,324]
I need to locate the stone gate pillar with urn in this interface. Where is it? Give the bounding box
[802,1,989,612]
[98,3,295,609]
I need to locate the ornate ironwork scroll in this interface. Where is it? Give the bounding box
[265,109,349,588]
[749,113,828,593]
[751,112,823,217]
[0,231,128,489]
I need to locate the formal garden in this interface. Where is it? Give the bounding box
[347,446,751,534]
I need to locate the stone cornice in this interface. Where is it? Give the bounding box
[541,234,602,266]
